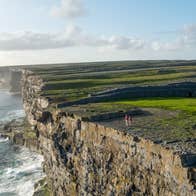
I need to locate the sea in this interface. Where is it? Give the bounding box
[0,90,45,196]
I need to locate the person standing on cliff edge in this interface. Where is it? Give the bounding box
[128,115,133,126]
[125,114,128,126]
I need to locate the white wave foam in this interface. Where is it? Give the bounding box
[0,137,9,143]
[16,179,36,196]
[0,145,45,196]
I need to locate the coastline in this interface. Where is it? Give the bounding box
[1,62,195,195]
[21,65,195,195]
[0,89,49,196]
[0,118,52,196]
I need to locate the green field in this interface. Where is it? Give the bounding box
[45,70,196,100]
[114,98,196,114]
[27,60,196,142]
[32,61,196,102]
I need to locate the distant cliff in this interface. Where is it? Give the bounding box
[21,70,195,196]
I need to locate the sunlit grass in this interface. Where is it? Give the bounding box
[114,98,196,114]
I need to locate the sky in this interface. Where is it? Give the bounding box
[0,0,196,66]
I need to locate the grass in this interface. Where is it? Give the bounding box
[27,61,196,141]
[113,98,196,114]
[71,98,196,116]
[28,60,195,102]
[43,70,195,102]
[45,71,195,89]
[41,65,196,81]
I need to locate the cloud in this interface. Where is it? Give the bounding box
[0,32,73,51]
[151,39,185,51]
[151,24,196,51]
[51,0,86,19]
[104,36,145,50]
[0,24,195,52]
[183,24,196,45]
[0,25,145,51]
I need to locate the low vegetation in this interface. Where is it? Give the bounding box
[114,97,196,114]
[29,60,196,102]
[29,60,196,141]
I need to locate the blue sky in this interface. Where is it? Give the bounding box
[0,0,196,65]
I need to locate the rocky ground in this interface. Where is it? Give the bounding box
[63,105,196,156]
[96,108,196,157]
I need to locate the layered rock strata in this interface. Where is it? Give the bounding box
[21,70,195,196]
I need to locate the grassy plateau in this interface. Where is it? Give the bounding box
[27,60,196,142]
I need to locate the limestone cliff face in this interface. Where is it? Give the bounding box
[21,70,195,196]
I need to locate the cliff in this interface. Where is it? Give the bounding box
[21,69,195,196]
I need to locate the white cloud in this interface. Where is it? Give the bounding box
[0,25,85,51]
[151,39,185,51]
[0,32,73,51]
[151,24,196,51]
[0,25,146,51]
[51,0,86,19]
[105,36,145,50]
[183,24,196,45]
[0,24,195,53]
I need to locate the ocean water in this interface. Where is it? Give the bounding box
[0,90,24,123]
[0,90,45,196]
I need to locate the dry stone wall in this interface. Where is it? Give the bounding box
[21,70,195,196]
